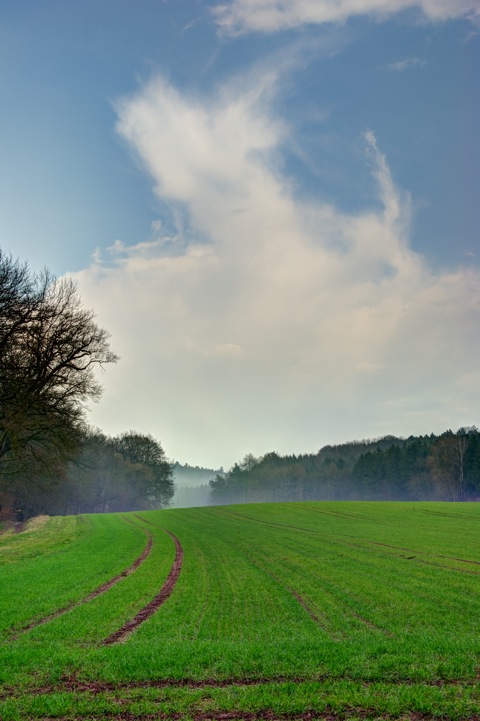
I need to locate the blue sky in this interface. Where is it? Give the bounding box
[1,0,479,467]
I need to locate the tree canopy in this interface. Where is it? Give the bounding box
[0,249,118,518]
[55,429,175,515]
[0,251,117,472]
[210,428,480,505]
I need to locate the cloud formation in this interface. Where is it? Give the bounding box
[74,72,480,466]
[213,0,480,35]
[386,57,426,71]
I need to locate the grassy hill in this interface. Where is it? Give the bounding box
[1,502,479,719]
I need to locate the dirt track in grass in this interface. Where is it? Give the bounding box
[20,711,480,721]
[102,528,183,645]
[15,672,478,700]
[8,528,153,640]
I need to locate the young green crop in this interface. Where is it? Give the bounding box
[0,501,479,719]
[0,514,148,640]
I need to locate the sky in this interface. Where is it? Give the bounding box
[1,0,479,469]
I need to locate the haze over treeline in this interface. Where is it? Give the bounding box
[172,428,480,509]
[1,248,479,521]
[208,427,480,506]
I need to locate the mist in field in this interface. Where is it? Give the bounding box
[170,463,221,509]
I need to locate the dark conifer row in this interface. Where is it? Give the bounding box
[210,428,480,504]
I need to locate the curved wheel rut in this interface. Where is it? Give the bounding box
[8,527,153,640]
[102,529,183,645]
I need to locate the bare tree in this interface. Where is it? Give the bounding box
[0,249,118,510]
[428,430,472,501]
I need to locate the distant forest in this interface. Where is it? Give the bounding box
[171,462,221,509]
[0,427,174,521]
[209,427,480,506]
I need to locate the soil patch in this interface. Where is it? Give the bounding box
[6,674,479,702]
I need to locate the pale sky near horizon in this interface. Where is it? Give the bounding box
[1,0,479,468]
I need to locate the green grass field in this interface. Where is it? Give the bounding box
[0,502,479,720]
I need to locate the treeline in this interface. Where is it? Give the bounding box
[210,428,480,504]
[0,249,173,521]
[10,428,174,519]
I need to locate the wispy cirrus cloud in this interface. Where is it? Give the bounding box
[386,57,426,71]
[73,70,480,466]
[212,0,480,35]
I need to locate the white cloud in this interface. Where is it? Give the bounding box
[386,57,426,71]
[73,72,480,467]
[212,0,480,35]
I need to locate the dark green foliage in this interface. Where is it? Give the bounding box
[465,432,480,496]
[211,427,480,504]
[113,431,174,509]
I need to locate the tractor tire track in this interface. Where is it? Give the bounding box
[23,713,480,721]
[217,509,480,576]
[7,526,153,640]
[19,673,480,699]
[350,540,480,576]
[244,546,391,639]
[243,550,340,639]
[102,529,183,645]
